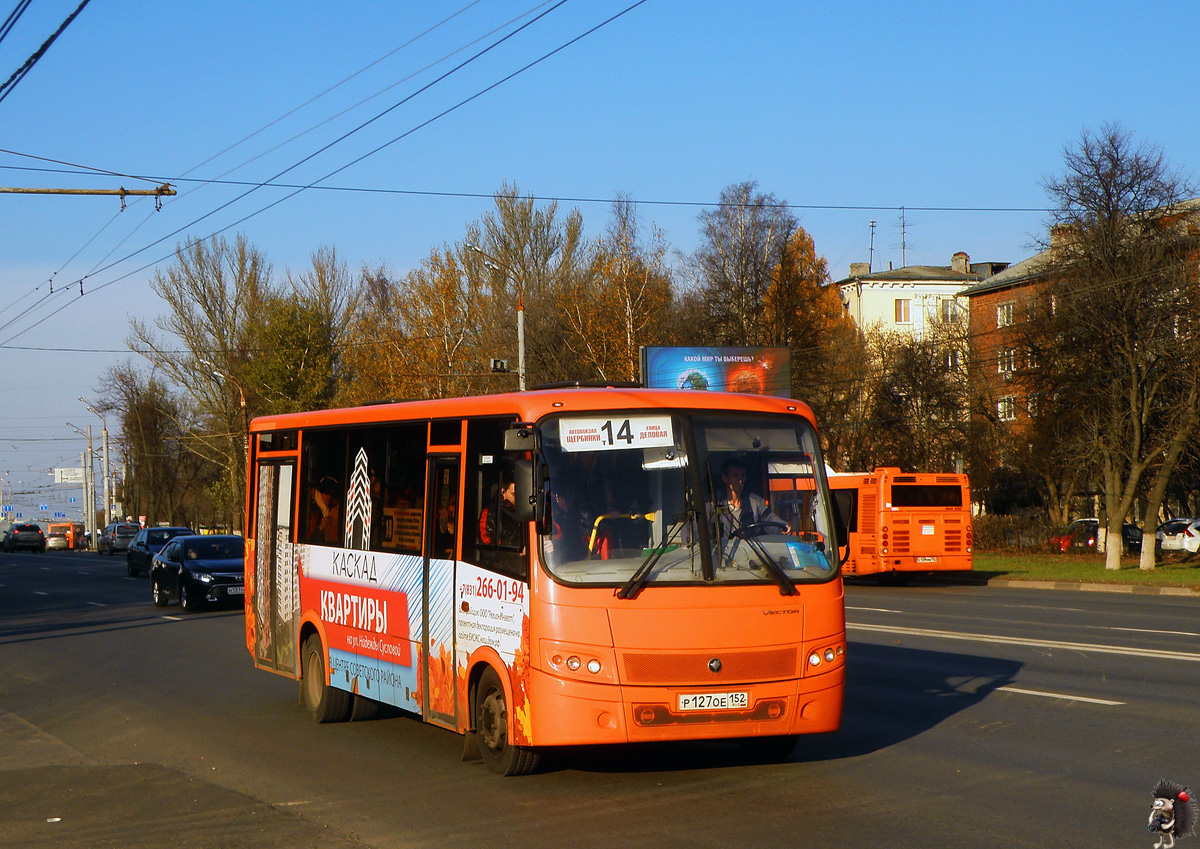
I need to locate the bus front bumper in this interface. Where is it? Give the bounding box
[525,666,844,747]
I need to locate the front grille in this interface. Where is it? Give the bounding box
[621,647,797,686]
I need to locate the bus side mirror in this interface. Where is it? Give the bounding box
[512,458,540,523]
[504,424,537,452]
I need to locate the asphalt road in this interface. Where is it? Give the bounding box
[1,550,1197,848]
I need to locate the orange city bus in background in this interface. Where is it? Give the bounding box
[47,521,86,550]
[244,386,846,775]
[827,467,972,580]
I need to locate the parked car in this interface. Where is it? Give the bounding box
[96,521,141,555]
[150,534,245,611]
[45,529,70,550]
[126,526,194,577]
[1157,518,1200,555]
[1050,518,1142,554]
[3,522,46,552]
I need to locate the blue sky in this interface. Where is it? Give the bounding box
[1,0,1198,520]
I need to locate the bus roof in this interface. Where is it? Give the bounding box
[249,388,816,434]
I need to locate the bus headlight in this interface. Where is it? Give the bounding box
[543,640,616,683]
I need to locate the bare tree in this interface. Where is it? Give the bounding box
[1037,124,1200,569]
[690,181,797,345]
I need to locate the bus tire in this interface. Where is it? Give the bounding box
[301,634,351,723]
[349,694,380,721]
[474,666,539,776]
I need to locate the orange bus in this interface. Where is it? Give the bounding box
[47,521,86,550]
[244,387,845,775]
[827,467,972,580]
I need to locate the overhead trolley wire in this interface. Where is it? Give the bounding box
[0,0,93,106]
[0,0,543,325]
[0,0,34,48]
[1,0,653,346]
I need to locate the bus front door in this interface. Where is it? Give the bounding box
[252,462,299,674]
[422,457,460,729]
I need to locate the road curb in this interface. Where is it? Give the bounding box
[987,577,1200,597]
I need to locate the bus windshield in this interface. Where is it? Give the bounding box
[539,411,838,591]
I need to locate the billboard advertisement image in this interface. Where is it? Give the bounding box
[640,346,792,397]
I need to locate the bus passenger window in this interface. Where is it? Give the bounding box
[377,424,426,554]
[465,417,528,581]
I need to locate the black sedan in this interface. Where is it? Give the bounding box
[126,526,194,577]
[4,523,46,552]
[150,534,245,611]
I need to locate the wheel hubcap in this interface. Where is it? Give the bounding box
[479,690,506,751]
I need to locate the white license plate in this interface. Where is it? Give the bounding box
[226,586,245,595]
[678,691,749,711]
[916,556,937,563]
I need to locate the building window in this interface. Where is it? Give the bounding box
[998,347,1016,377]
[997,396,1017,421]
[894,298,911,324]
[997,302,1015,328]
[940,298,958,323]
[945,349,960,371]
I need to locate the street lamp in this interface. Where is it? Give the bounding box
[466,243,526,391]
[78,399,111,528]
[199,360,249,448]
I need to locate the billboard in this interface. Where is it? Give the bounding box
[55,467,85,485]
[640,346,792,397]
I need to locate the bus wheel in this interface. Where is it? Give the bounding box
[736,734,800,762]
[301,635,351,723]
[474,667,539,776]
[349,694,380,721]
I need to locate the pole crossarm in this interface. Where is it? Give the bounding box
[0,182,175,196]
[0,182,175,210]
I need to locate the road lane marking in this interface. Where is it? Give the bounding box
[33,591,48,596]
[996,686,1124,706]
[1104,626,1200,637]
[846,606,902,613]
[86,602,106,607]
[847,622,1200,662]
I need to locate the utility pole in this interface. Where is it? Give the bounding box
[79,399,111,527]
[466,244,526,390]
[67,423,95,544]
[868,219,877,272]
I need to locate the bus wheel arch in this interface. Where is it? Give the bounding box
[470,662,539,776]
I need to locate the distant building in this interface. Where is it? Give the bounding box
[834,253,1009,338]
[956,238,1061,430]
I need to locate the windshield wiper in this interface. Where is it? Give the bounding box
[615,511,692,600]
[727,518,797,597]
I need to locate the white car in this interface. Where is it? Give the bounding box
[1157,518,1200,554]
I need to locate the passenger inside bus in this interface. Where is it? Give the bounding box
[478,474,522,549]
[307,475,341,544]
